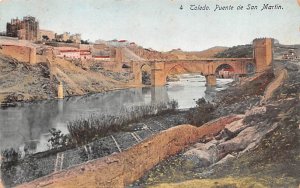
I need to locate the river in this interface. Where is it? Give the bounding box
[0,74,232,153]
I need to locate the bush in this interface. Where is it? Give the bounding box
[186,98,215,126]
[48,128,72,149]
[1,148,21,166]
[167,99,179,111]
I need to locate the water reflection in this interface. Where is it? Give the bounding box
[0,74,232,152]
[151,87,169,104]
[205,86,217,102]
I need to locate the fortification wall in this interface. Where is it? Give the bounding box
[17,115,242,188]
[0,45,36,64]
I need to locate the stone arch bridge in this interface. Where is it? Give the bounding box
[128,38,274,86]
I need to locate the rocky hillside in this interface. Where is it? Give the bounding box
[131,61,300,188]
[0,54,128,103]
[126,46,178,60]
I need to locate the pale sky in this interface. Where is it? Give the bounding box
[0,0,299,51]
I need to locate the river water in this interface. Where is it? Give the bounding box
[0,74,232,153]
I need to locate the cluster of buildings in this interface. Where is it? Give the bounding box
[54,42,119,61]
[2,15,142,63]
[95,39,136,48]
[5,16,81,43]
[282,49,298,60]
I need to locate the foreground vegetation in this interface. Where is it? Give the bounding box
[46,100,179,149]
[67,100,178,145]
[186,98,215,126]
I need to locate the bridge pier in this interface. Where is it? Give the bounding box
[132,62,142,85]
[205,75,216,87]
[151,62,166,86]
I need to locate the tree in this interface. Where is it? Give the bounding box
[42,35,49,41]
[48,128,71,149]
[65,39,74,43]
[81,40,90,44]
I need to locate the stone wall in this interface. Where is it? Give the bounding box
[261,68,288,103]
[0,45,36,64]
[16,115,242,188]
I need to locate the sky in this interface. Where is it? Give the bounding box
[0,0,299,51]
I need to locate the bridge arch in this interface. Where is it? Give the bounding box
[246,62,255,74]
[214,63,235,78]
[165,64,188,82]
[165,64,205,82]
[141,64,151,85]
[166,64,189,75]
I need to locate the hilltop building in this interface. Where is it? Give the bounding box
[56,49,92,60]
[55,32,81,43]
[39,29,55,41]
[6,16,39,41]
[282,49,298,60]
[96,39,132,47]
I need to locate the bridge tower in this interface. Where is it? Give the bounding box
[253,38,274,73]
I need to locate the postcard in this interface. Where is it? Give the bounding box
[0,0,299,187]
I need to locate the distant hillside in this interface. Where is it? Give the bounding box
[214,44,253,58]
[214,43,300,59]
[125,45,228,60]
[168,46,229,59]
[189,46,229,58]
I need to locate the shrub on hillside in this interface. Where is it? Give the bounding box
[48,128,72,149]
[168,99,179,111]
[186,98,215,126]
[1,148,21,168]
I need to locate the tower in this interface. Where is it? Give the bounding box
[253,38,274,73]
